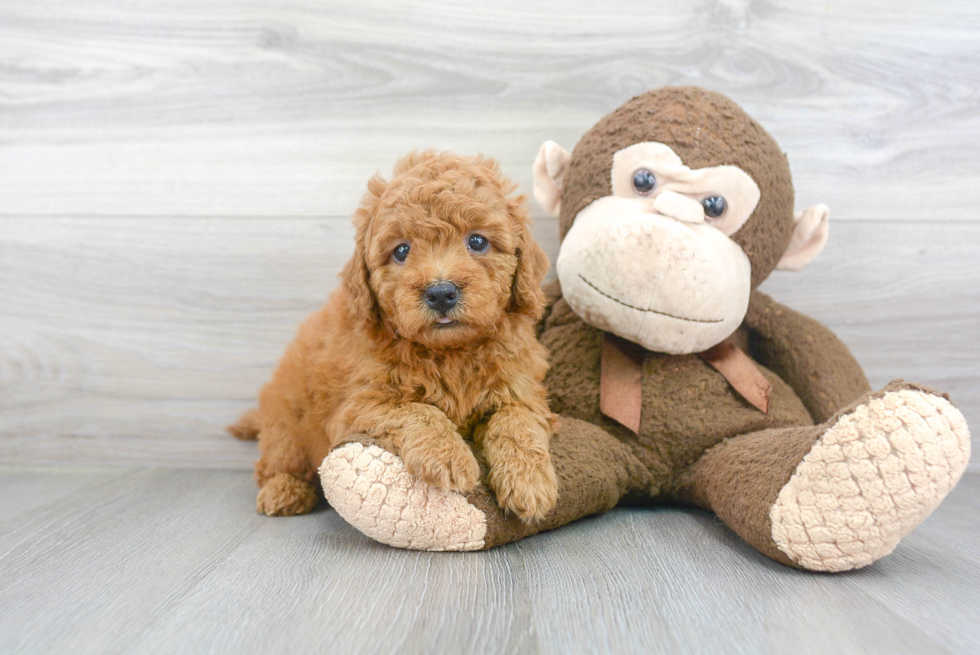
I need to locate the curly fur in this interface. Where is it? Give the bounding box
[229,151,559,521]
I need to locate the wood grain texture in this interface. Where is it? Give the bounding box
[1,0,979,219]
[2,3,977,654]
[0,466,976,654]
[1,216,976,469]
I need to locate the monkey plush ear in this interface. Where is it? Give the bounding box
[776,203,830,271]
[532,140,572,217]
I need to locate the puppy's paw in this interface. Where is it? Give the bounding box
[257,473,318,516]
[401,436,481,493]
[488,455,558,522]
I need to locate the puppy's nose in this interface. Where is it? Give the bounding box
[424,282,459,314]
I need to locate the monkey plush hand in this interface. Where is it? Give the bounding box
[319,87,971,571]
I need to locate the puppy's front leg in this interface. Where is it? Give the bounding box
[349,402,480,492]
[481,405,558,522]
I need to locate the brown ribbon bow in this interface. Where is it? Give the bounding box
[600,333,772,434]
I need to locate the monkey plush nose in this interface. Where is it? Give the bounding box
[653,190,704,224]
[424,282,460,314]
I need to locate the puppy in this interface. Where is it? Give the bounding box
[229,151,559,521]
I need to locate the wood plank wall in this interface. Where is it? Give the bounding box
[1,0,978,469]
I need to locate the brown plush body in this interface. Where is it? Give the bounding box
[542,288,846,491]
[506,283,863,563]
[232,151,558,521]
[318,88,970,570]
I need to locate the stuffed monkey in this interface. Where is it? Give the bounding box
[319,87,970,571]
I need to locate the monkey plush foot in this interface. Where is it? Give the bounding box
[318,441,488,551]
[321,419,650,552]
[769,382,971,571]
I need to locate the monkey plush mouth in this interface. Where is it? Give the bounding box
[579,275,723,324]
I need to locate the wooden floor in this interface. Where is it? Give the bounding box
[0,466,977,654]
[2,0,979,653]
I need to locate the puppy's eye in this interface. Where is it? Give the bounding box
[467,234,490,253]
[392,243,410,263]
[631,168,656,195]
[701,195,727,219]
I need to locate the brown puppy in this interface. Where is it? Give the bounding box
[229,151,559,521]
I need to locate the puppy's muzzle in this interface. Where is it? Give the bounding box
[424,281,460,315]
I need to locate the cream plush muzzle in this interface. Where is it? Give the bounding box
[556,195,751,355]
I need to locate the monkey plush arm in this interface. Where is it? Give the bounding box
[744,290,871,424]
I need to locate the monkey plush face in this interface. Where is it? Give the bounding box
[555,141,761,354]
[534,87,830,355]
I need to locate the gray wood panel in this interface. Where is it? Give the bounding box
[0,466,976,654]
[1,216,977,469]
[1,0,979,219]
[2,2,978,654]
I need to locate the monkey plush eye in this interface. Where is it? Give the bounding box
[702,195,727,218]
[467,233,490,253]
[392,243,411,263]
[631,168,657,195]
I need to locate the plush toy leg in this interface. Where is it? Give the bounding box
[674,381,971,571]
[318,417,651,551]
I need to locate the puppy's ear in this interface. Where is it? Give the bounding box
[341,173,386,332]
[507,195,551,320]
